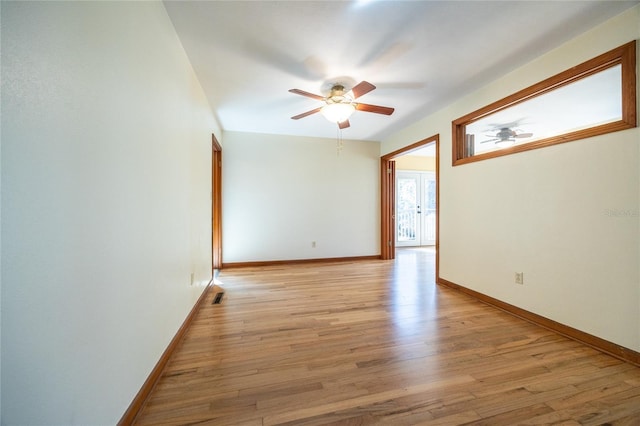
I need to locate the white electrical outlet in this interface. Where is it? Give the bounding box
[515,272,524,285]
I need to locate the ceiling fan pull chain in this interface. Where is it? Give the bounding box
[337,128,344,156]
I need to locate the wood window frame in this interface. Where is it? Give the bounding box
[452,40,636,166]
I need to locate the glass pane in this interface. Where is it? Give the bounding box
[424,177,436,243]
[426,178,436,210]
[397,178,417,242]
[465,65,622,156]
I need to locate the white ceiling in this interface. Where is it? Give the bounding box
[164,0,638,142]
[409,144,436,157]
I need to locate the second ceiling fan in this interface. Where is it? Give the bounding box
[289,81,394,129]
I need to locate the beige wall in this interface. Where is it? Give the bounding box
[382,6,640,352]
[1,2,219,423]
[222,131,380,262]
[395,155,436,171]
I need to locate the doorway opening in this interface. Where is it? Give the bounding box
[380,134,439,277]
[395,152,436,247]
[212,134,222,271]
[396,171,436,247]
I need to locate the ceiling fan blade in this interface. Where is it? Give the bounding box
[350,81,376,99]
[288,88,325,101]
[356,103,394,115]
[338,120,350,129]
[480,138,499,144]
[515,132,533,138]
[291,107,322,120]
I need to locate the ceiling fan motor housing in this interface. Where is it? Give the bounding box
[327,85,353,105]
[496,128,516,139]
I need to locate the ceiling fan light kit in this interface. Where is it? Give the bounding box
[321,102,355,123]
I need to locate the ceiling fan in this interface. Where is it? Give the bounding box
[481,127,533,147]
[289,81,394,129]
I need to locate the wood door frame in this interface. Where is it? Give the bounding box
[380,158,395,259]
[380,134,439,278]
[212,134,223,270]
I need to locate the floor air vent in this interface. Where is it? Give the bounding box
[212,292,224,304]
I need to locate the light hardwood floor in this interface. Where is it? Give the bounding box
[134,248,640,425]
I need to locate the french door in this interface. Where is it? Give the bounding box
[396,171,436,247]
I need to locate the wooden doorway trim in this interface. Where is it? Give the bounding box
[380,158,396,260]
[212,134,223,270]
[380,134,439,276]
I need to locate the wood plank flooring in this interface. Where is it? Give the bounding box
[134,248,640,425]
